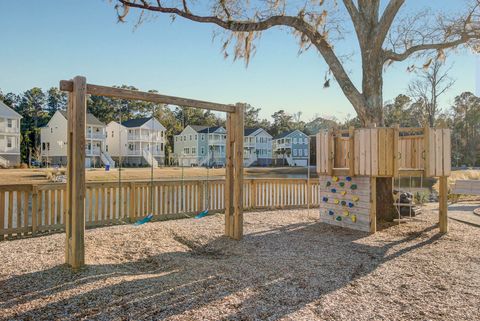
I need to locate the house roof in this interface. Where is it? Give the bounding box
[59,110,105,126]
[244,128,260,136]
[273,129,307,140]
[0,101,22,119]
[121,117,151,128]
[188,125,224,133]
[273,130,296,139]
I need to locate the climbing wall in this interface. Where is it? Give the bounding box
[319,175,371,232]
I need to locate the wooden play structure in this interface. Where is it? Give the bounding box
[316,126,451,233]
[60,76,245,270]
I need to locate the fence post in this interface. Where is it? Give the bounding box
[31,185,38,235]
[129,182,135,222]
[250,180,256,209]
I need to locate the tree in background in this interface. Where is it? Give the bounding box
[408,61,455,127]
[17,88,48,164]
[450,92,480,167]
[383,94,420,127]
[46,87,67,116]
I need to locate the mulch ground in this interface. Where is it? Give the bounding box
[1,204,479,320]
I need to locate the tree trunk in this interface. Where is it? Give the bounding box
[362,56,395,222]
[361,56,384,126]
[375,177,396,222]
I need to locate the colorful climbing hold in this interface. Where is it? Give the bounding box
[328,210,335,216]
[326,181,331,187]
[322,196,329,202]
[331,188,337,193]
[339,182,345,187]
[346,176,352,181]
[341,200,347,206]
[335,216,342,221]
[352,196,360,202]
[348,202,354,208]
[350,184,358,190]
[343,210,349,216]
[351,215,357,223]
[332,176,339,182]
[334,199,340,204]
[341,191,347,196]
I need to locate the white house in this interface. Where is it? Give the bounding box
[272,129,310,167]
[0,101,22,167]
[244,128,273,167]
[40,110,114,168]
[105,117,166,167]
[173,125,226,167]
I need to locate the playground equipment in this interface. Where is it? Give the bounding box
[317,126,451,233]
[60,76,245,270]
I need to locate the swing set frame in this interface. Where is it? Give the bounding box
[60,76,245,270]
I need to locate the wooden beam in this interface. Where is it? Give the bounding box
[348,127,355,176]
[233,103,245,240]
[65,76,87,270]
[439,176,448,233]
[60,80,235,113]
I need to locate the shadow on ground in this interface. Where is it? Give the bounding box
[0,221,443,320]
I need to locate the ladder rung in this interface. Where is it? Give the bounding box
[393,203,416,207]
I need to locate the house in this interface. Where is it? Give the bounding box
[105,117,166,167]
[272,129,310,166]
[173,125,226,167]
[244,128,273,167]
[0,101,22,167]
[40,110,113,168]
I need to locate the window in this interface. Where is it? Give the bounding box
[304,138,308,144]
[47,143,50,151]
[201,134,205,141]
[42,142,46,151]
[184,147,190,154]
[293,138,297,144]
[7,119,12,128]
[175,137,178,142]
[195,134,197,140]
[201,147,205,154]
[106,145,109,152]
[304,149,308,156]
[190,135,192,141]
[293,149,297,156]
[161,143,164,151]
[192,148,196,154]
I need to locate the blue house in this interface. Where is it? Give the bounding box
[272,130,310,166]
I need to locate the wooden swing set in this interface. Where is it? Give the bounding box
[60,76,245,270]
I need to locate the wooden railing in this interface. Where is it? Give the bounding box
[0,178,320,240]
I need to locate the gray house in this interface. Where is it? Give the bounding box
[272,129,310,166]
[173,125,226,167]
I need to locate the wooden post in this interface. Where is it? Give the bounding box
[370,177,377,233]
[327,129,334,175]
[348,127,355,177]
[393,124,400,177]
[439,176,448,233]
[65,76,87,270]
[233,103,245,240]
[225,112,235,237]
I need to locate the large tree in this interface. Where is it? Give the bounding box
[113,0,480,221]
[114,0,480,126]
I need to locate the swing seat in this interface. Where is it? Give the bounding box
[195,209,209,219]
[134,213,153,226]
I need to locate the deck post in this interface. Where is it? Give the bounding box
[65,76,87,270]
[439,175,448,233]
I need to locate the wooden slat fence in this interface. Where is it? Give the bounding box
[0,178,320,239]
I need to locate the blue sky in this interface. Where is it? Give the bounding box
[0,0,477,121]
